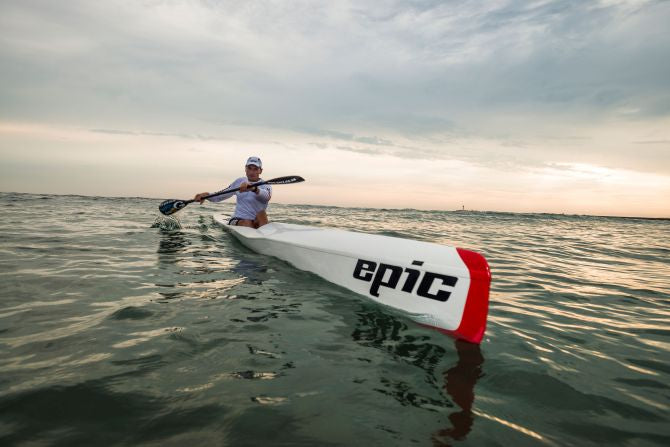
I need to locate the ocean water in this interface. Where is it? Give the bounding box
[0,192,668,446]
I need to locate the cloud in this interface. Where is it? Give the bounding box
[89,128,220,141]
[3,1,668,127]
[293,126,393,146]
[0,0,669,207]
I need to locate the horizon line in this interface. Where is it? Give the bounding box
[2,190,668,221]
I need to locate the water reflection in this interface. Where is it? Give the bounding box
[351,306,484,444]
[156,230,190,256]
[432,340,484,446]
[153,224,269,303]
[231,259,269,282]
[155,229,190,301]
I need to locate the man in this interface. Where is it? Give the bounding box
[194,156,271,228]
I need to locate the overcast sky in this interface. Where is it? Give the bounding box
[1,0,669,217]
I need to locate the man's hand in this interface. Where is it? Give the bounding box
[240,182,259,194]
[194,192,209,204]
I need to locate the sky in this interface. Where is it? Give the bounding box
[1,0,669,217]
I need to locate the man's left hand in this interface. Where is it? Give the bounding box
[240,182,259,194]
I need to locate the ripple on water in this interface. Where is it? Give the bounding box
[1,194,669,446]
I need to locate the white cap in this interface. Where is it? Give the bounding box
[245,156,262,168]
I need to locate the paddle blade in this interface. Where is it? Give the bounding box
[266,175,305,185]
[159,199,187,215]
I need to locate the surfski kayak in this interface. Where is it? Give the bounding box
[213,214,491,344]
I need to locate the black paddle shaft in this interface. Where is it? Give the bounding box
[158,175,304,215]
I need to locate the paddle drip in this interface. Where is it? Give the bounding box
[151,214,182,230]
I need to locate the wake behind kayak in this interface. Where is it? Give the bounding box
[213,214,491,344]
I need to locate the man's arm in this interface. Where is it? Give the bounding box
[254,184,271,203]
[195,178,244,203]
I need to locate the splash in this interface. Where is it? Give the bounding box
[151,214,182,230]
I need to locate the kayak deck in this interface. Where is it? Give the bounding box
[213,214,490,343]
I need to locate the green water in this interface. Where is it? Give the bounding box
[1,192,668,446]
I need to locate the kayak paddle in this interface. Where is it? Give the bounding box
[158,175,305,216]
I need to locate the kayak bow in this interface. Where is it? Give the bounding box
[213,214,491,343]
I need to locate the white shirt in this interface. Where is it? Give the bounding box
[208,177,272,220]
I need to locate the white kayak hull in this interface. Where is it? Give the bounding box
[213,214,490,343]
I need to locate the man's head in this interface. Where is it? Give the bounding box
[245,156,263,181]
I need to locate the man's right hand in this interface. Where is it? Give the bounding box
[194,192,209,204]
